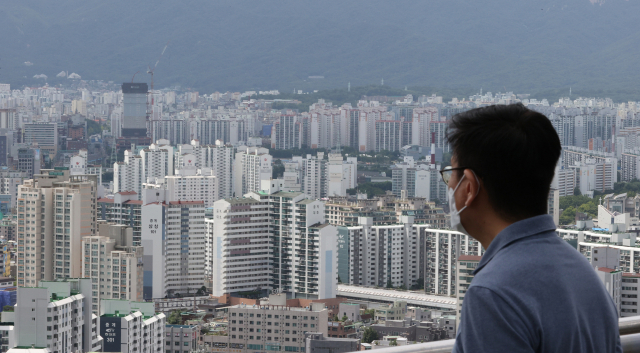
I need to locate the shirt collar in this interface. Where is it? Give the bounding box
[473,214,557,275]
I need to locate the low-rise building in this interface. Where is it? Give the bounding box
[305,332,360,353]
[205,294,329,353]
[165,324,199,353]
[99,299,166,353]
[374,301,407,322]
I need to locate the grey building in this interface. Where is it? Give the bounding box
[305,332,360,353]
[17,148,41,179]
[122,83,148,137]
[23,122,58,147]
[165,324,199,353]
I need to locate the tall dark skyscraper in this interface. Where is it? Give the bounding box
[121,83,148,137]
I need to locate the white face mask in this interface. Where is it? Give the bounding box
[448,172,480,235]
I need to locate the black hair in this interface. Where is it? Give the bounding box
[447,103,561,222]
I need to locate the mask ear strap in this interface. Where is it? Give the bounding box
[471,171,481,197]
[456,172,481,214]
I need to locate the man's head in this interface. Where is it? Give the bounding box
[446,103,561,225]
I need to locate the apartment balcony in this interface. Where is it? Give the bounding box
[347,316,640,353]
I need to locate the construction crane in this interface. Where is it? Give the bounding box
[147,41,170,120]
[131,71,140,83]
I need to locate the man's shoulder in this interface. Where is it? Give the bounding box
[472,231,600,293]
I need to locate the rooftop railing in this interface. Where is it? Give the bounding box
[352,316,640,353]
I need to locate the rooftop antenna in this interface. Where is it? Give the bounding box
[131,71,139,83]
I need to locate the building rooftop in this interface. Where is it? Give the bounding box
[598,267,620,273]
[226,198,262,205]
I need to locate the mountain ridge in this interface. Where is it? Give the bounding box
[0,0,638,96]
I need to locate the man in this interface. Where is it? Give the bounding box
[445,104,621,352]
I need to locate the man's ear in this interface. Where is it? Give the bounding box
[462,169,480,207]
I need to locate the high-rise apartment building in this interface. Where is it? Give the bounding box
[325,195,447,229]
[143,164,219,207]
[114,140,174,200]
[326,153,357,197]
[97,191,143,246]
[455,255,481,324]
[621,152,640,182]
[121,83,148,137]
[271,114,302,150]
[233,146,272,197]
[140,141,174,182]
[391,157,446,202]
[423,229,483,296]
[114,150,143,196]
[141,200,206,299]
[175,139,234,199]
[375,120,402,152]
[82,222,143,314]
[301,153,326,199]
[337,217,423,289]
[17,173,97,287]
[551,166,577,197]
[2,279,103,352]
[211,197,272,297]
[212,186,338,300]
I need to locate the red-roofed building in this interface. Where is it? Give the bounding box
[596,266,621,317]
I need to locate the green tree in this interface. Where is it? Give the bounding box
[167,310,181,325]
[342,314,348,321]
[386,280,393,288]
[390,339,398,346]
[397,284,407,290]
[559,206,577,225]
[2,305,13,312]
[574,187,582,196]
[362,327,379,343]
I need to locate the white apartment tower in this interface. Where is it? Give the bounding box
[456,255,481,324]
[212,186,338,300]
[211,197,272,297]
[7,279,103,352]
[114,140,174,200]
[326,153,357,197]
[175,139,234,199]
[82,222,143,315]
[17,174,97,287]
[114,150,143,196]
[233,146,272,197]
[141,200,206,299]
[143,164,219,207]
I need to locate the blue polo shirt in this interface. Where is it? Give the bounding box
[453,215,621,353]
